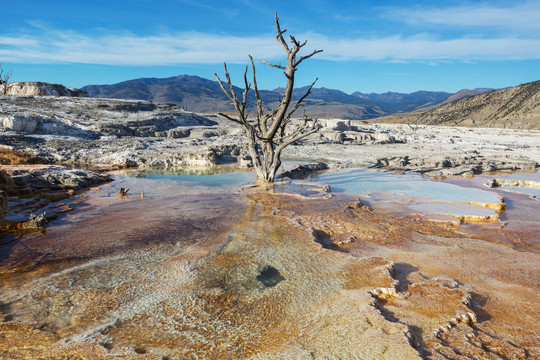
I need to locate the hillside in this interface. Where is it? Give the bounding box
[83,75,234,112]
[410,80,540,129]
[413,88,492,112]
[83,75,384,119]
[352,90,452,113]
[83,75,484,120]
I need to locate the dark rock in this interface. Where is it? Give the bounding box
[22,213,48,229]
[257,266,285,288]
[278,162,329,179]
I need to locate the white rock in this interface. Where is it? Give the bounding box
[1,115,39,133]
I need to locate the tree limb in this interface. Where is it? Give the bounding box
[241,65,251,114]
[217,112,243,124]
[213,13,322,183]
[274,13,290,53]
[260,60,286,70]
[249,55,266,133]
[285,77,318,120]
[276,120,319,154]
[295,49,323,67]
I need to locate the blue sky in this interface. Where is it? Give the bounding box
[2,0,540,93]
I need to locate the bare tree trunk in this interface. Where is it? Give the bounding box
[0,63,13,95]
[214,13,322,183]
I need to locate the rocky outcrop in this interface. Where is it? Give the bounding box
[0,95,219,141]
[1,95,539,176]
[155,127,191,139]
[488,178,540,190]
[22,213,48,229]
[279,162,329,179]
[319,120,402,145]
[6,82,87,97]
[0,115,40,133]
[322,119,353,131]
[320,131,345,143]
[0,165,111,232]
[371,154,537,176]
[3,166,111,191]
[320,130,400,145]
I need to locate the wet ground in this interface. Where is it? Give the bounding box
[0,168,539,359]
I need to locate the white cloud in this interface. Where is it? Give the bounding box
[309,34,540,61]
[0,29,282,65]
[384,1,540,32]
[0,36,38,47]
[2,27,540,65]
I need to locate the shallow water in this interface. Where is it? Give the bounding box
[311,168,501,204]
[305,168,508,221]
[109,166,256,194]
[500,187,540,198]
[1,166,540,359]
[406,201,496,217]
[109,167,537,223]
[0,174,418,359]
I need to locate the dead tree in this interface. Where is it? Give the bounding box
[214,13,322,183]
[0,63,13,95]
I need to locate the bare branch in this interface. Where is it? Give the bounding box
[249,55,266,133]
[214,62,251,125]
[213,73,234,102]
[289,36,307,49]
[217,112,243,124]
[295,49,323,67]
[285,77,318,120]
[260,60,286,70]
[274,13,290,52]
[241,65,251,114]
[276,119,319,154]
[212,13,322,182]
[223,63,240,105]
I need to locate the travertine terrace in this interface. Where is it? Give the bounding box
[1,95,539,359]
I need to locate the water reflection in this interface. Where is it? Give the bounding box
[112,166,256,186]
[0,192,419,359]
[2,166,540,358]
[311,168,501,204]
[500,187,540,198]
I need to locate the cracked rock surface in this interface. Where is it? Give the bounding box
[1,96,539,176]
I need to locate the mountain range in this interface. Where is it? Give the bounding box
[378,80,540,129]
[82,75,491,120]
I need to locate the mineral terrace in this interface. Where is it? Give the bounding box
[0,94,539,359]
[0,95,539,175]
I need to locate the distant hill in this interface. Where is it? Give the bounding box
[83,75,235,112]
[352,90,452,113]
[375,81,540,130]
[413,88,493,112]
[83,75,490,120]
[83,75,384,119]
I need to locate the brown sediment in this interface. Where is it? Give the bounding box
[0,189,420,359]
[0,147,45,165]
[0,191,83,233]
[466,199,506,214]
[247,190,540,359]
[0,184,538,359]
[456,214,501,223]
[0,165,108,235]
